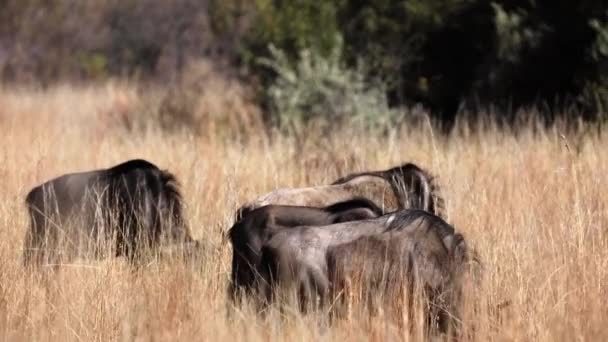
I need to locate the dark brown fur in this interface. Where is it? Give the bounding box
[327,224,468,335]
[23,159,193,267]
[258,210,469,336]
[228,198,383,303]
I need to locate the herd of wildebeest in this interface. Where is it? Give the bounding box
[22,159,482,338]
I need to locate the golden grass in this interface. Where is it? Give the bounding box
[0,83,607,341]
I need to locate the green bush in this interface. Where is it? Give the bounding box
[0,0,607,128]
[258,36,399,132]
[245,0,342,63]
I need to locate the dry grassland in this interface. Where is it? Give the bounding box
[0,84,606,341]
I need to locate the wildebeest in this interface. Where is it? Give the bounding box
[326,218,469,334]
[237,163,445,220]
[228,198,383,303]
[258,210,470,335]
[23,159,195,267]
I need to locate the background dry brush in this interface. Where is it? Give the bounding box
[0,83,607,341]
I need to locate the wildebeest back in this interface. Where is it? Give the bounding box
[23,159,191,266]
[236,162,445,221]
[257,209,469,334]
[326,219,469,334]
[228,198,383,303]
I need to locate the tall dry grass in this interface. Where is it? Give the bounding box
[0,83,607,341]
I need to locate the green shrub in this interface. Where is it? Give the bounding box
[246,0,342,63]
[258,36,400,132]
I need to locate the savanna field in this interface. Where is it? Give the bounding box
[0,84,607,341]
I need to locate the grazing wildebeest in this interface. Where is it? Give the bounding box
[228,198,383,303]
[258,210,470,335]
[237,163,445,220]
[326,220,469,335]
[23,159,195,267]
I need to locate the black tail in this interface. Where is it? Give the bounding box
[105,159,190,241]
[384,163,446,217]
[331,163,445,217]
[159,169,191,242]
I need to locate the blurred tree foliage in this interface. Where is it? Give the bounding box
[242,0,607,126]
[0,0,243,83]
[0,0,606,126]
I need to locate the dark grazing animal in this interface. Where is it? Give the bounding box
[23,159,194,267]
[258,210,470,335]
[228,198,383,303]
[237,163,445,220]
[326,219,468,334]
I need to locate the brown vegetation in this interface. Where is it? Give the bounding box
[0,83,607,340]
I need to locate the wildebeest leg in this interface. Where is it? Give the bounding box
[298,272,312,313]
[257,246,278,312]
[228,255,255,307]
[226,255,259,318]
[312,268,329,310]
[298,268,329,314]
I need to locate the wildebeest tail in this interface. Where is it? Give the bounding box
[386,163,446,217]
[159,169,191,242]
